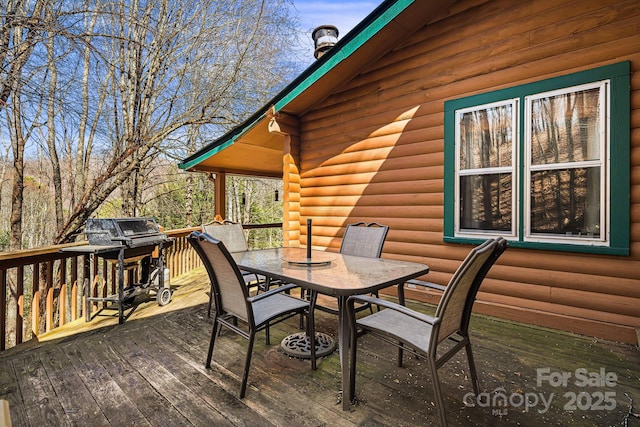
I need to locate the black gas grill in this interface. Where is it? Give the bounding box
[60,217,173,323]
[85,217,171,259]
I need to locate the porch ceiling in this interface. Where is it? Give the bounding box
[185,119,284,178]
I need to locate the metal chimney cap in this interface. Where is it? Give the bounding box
[312,25,339,59]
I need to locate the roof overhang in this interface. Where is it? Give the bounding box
[178,0,455,176]
[181,114,285,177]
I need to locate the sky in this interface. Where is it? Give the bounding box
[291,0,381,63]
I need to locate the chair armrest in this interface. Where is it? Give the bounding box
[405,279,446,292]
[348,295,440,326]
[247,283,299,302]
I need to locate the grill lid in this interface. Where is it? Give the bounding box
[85,217,166,246]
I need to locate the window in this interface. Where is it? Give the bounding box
[444,62,630,255]
[525,84,605,242]
[456,100,517,236]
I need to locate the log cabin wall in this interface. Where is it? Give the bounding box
[295,0,640,344]
[283,134,302,247]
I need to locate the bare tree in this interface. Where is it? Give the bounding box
[1,0,48,250]
[52,0,301,243]
[0,0,47,112]
[1,0,304,246]
[45,5,64,232]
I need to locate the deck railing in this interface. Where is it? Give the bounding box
[0,223,281,351]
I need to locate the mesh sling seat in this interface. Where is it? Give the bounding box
[202,220,249,253]
[347,238,507,426]
[188,231,316,398]
[201,220,267,316]
[308,222,389,315]
[340,221,389,258]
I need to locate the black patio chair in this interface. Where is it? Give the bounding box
[347,237,507,426]
[201,220,268,316]
[308,222,389,316]
[188,231,316,398]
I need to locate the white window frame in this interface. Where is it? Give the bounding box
[454,99,519,239]
[523,81,609,246]
[453,82,610,246]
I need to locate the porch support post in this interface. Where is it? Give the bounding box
[282,135,301,247]
[214,172,226,219]
[268,110,301,247]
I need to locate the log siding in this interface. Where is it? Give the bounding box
[292,0,640,343]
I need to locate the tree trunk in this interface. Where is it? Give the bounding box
[7,75,26,349]
[0,0,46,112]
[46,14,64,232]
[74,11,99,207]
[9,104,25,250]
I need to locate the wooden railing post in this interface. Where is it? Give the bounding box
[33,262,40,336]
[70,257,78,319]
[32,290,40,338]
[46,288,54,333]
[0,269,6,351]
[92,274,100,314]
[71,280,78,320]
[59,259,67,326]
[46,261,54,332]
[16,265,24,344]
[59,285,66,327]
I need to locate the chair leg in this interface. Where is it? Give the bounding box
[308,308,317,370]
[370,291,381,313]
[206,317,221,368]
[300,289,310,329]
[465,341,480,395]
[207,283,214,318]
[306,290,318,331]
[265,321,270,345]
[348,305,358,402]
[397,283,406,306]
[428,357,448,427]
[240,330,256,398]
[396,284,406,365]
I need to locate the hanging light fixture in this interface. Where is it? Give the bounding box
[274,189,279,202]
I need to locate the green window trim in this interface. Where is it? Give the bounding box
[444,61,630,255]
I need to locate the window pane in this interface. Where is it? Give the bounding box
[459,173,512,231]
[459,104,513,170]
[530,167,600,237]
[530,88,601,165]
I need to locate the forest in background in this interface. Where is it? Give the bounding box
[0,0,303,251]
[0,155,284,250]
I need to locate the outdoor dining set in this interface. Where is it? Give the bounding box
[188,220,507,427]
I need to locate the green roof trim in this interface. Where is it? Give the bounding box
[179,0,414,171]
[178,121,255,170]
[273,0,413,111]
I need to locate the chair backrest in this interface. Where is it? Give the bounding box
[434,238,506,342]
[460,237,508,331]
[340,222,389,258]
[202,220,248,253]
[187,231,251,322]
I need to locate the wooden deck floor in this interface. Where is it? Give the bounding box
[1,268,639,426]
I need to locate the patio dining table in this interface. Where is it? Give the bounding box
[231,247,430,410]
